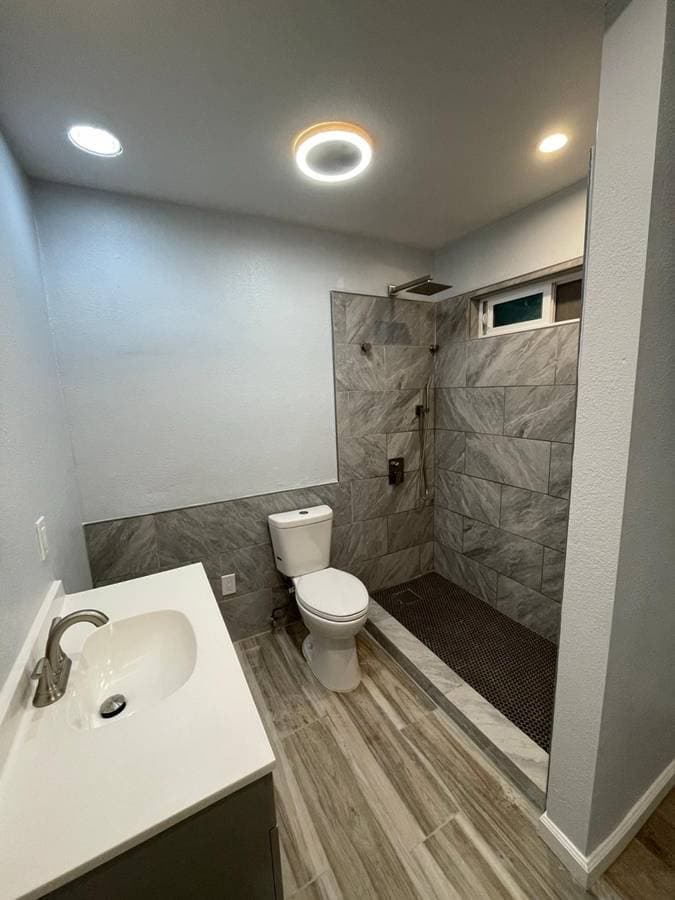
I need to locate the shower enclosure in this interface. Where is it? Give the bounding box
[331,261,582,804]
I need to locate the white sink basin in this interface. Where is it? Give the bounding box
[67,609,197,731]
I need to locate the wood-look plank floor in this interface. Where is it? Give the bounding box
[236,624,673,900]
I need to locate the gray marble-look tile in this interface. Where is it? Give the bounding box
[434,343,467,388]
[500,485,569,552]
[331,292,347,343]
[331,518,387,568]
[549,442,573,499]
[436,296,468,345]
[351,473,420,521]
[436,469,501,526]
[154,504,228,576]
[436,387,504,434]
[420,541,434,573]
[86,515,159,584]
[555,323,580,384]
[435,429,465,473]
[352,545,421,592]
[504,385,576,443]
[462,519,543,590]
[466,327,558,387]
[344,294,434,346]
[465,433,551,493]
[434,505,463,551]
[346,389,420,436]
[496,576,561,642]
[219,587,285,641]
[386,430,433,473]
[338,433,387,480]
[384,345,433,389]
[220,541,283,595]
[335,343,385,391]
[387,506,433,552]
[434,542,498,603]
[541,547,565,602]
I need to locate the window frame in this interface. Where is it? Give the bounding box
[478,271,582,338]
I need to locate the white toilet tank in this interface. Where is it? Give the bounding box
[268,505,333,577]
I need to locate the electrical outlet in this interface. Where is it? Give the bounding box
[35,516,49,561]
[221,573,236,596]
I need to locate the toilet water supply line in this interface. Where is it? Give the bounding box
[416,378,432,500]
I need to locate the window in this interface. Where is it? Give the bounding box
[478,271,582,337]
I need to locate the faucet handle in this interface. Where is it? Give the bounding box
[31,656,56,685]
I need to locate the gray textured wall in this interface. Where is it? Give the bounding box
[432,290,579,642]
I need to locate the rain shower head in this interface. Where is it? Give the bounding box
[387,275,452,297]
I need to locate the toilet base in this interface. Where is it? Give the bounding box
[301,633,361,693]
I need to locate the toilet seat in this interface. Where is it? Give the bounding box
[294,567,369,622]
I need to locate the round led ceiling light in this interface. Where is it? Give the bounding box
[538,132,568,154]
[67,124,123,157]
[293,121,372,183]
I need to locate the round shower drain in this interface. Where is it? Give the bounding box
[99,694,127,719]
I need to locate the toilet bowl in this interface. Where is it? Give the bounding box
[267,505,370,692]
[294,568,369,692]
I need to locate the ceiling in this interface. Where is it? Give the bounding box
[0,0,603,249]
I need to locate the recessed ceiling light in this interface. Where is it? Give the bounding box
[538,132,569,154]
[67,124,123,157]
[293,121,372,183]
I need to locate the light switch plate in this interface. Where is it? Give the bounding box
[35,516,49,561]
[221,573,236,596]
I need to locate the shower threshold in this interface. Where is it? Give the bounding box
[366,572,554,808]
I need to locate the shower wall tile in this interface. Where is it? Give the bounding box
[462,518,544,590]
[541,548,565,602]
[335,391,349,436]
[496,576,561,642]
[436,295,468,345]
[343,293,434,346]
[346,389,420,435]
[465,432,551,493]
[436,387,504,434]
[86,515,159,584]
[549,441,573,499]
[332,518,388,567]
[420,541,434,573]
[500,486,569,552]
[387,506,434,552]
[351,473,420,521]
[352,546,421,592]
[503,385,576,443]
[434,542,498,604]
[434,343,467,387]
[338,433,388,480]
[434,505,463,551]
[335,343,385,391]
[386,430,433,472]
[436,469,501,526]
[555,323,580,384]
[435,429,465,473]
[383,345,432,389]
[466,328,558,387]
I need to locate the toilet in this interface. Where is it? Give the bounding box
[268,505,369,692]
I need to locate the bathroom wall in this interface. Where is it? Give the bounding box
[546,0,675,862]
[33,181,431,523]
[432,274,580,642]
[434,181,587,296]
[331,291,436,588]
[0,135,90,690]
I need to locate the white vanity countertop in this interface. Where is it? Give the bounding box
[0,564,275,899]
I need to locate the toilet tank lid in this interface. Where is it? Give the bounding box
[268,504,333,529]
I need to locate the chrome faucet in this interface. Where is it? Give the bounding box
[31,609,109,707]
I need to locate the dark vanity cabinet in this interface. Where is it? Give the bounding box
[47,775,282,899]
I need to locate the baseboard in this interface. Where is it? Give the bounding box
[539,757,675,887]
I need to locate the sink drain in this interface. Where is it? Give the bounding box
[99,694,127,719]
